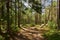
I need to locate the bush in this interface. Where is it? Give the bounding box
[43,30,60,40]
[30,23,35,27]
[0,35,5,40]
[47,21,57,29]
[11,24,20,32]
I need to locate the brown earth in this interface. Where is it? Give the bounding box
[9,27,48,40]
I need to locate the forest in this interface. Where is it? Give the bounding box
[0,0,60,40]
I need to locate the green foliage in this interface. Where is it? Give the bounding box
[43,30,60,40]
[32,0,42,14]
[47,21,57,29]
[22,24,35,28]
[0,0,58,40]
[11,24,20,32]
[53,1,57,7]
[29,0,42,14]
[30,23,36,27]
[0,35,5,40]
[1,25,7,33]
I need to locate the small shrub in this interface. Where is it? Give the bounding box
[0,35,5,40]
[30,23,35,27]
[43,29,60,40]
[48,21,57,29]
[11,24,20,32]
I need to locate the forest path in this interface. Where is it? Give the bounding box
[18,27,45,40]
[21,27,44,40]
[14,27,48,40]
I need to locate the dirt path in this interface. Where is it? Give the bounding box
[10,27,46,40]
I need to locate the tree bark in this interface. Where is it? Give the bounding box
[35,13,39,24]
[18,0,21,28]
[57,0,60,29]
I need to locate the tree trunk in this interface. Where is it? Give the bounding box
[35,13,39,24]
[18,0,21,28]
[6,0,12,40]
[57,0,60,29]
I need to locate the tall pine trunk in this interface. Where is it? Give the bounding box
[18,0,21,28]
[57,0,60,29]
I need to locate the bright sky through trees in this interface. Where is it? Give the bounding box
[23,0,57,13]
[42,0,57,13]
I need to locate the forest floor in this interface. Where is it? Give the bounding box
[12,25,49,40]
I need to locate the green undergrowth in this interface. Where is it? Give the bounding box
[42,21,60,40]
[43,29,60,40]
[0,35,5,40]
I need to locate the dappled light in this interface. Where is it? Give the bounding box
[0,0,59,40]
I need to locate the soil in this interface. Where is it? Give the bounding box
[11,27,47,40]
